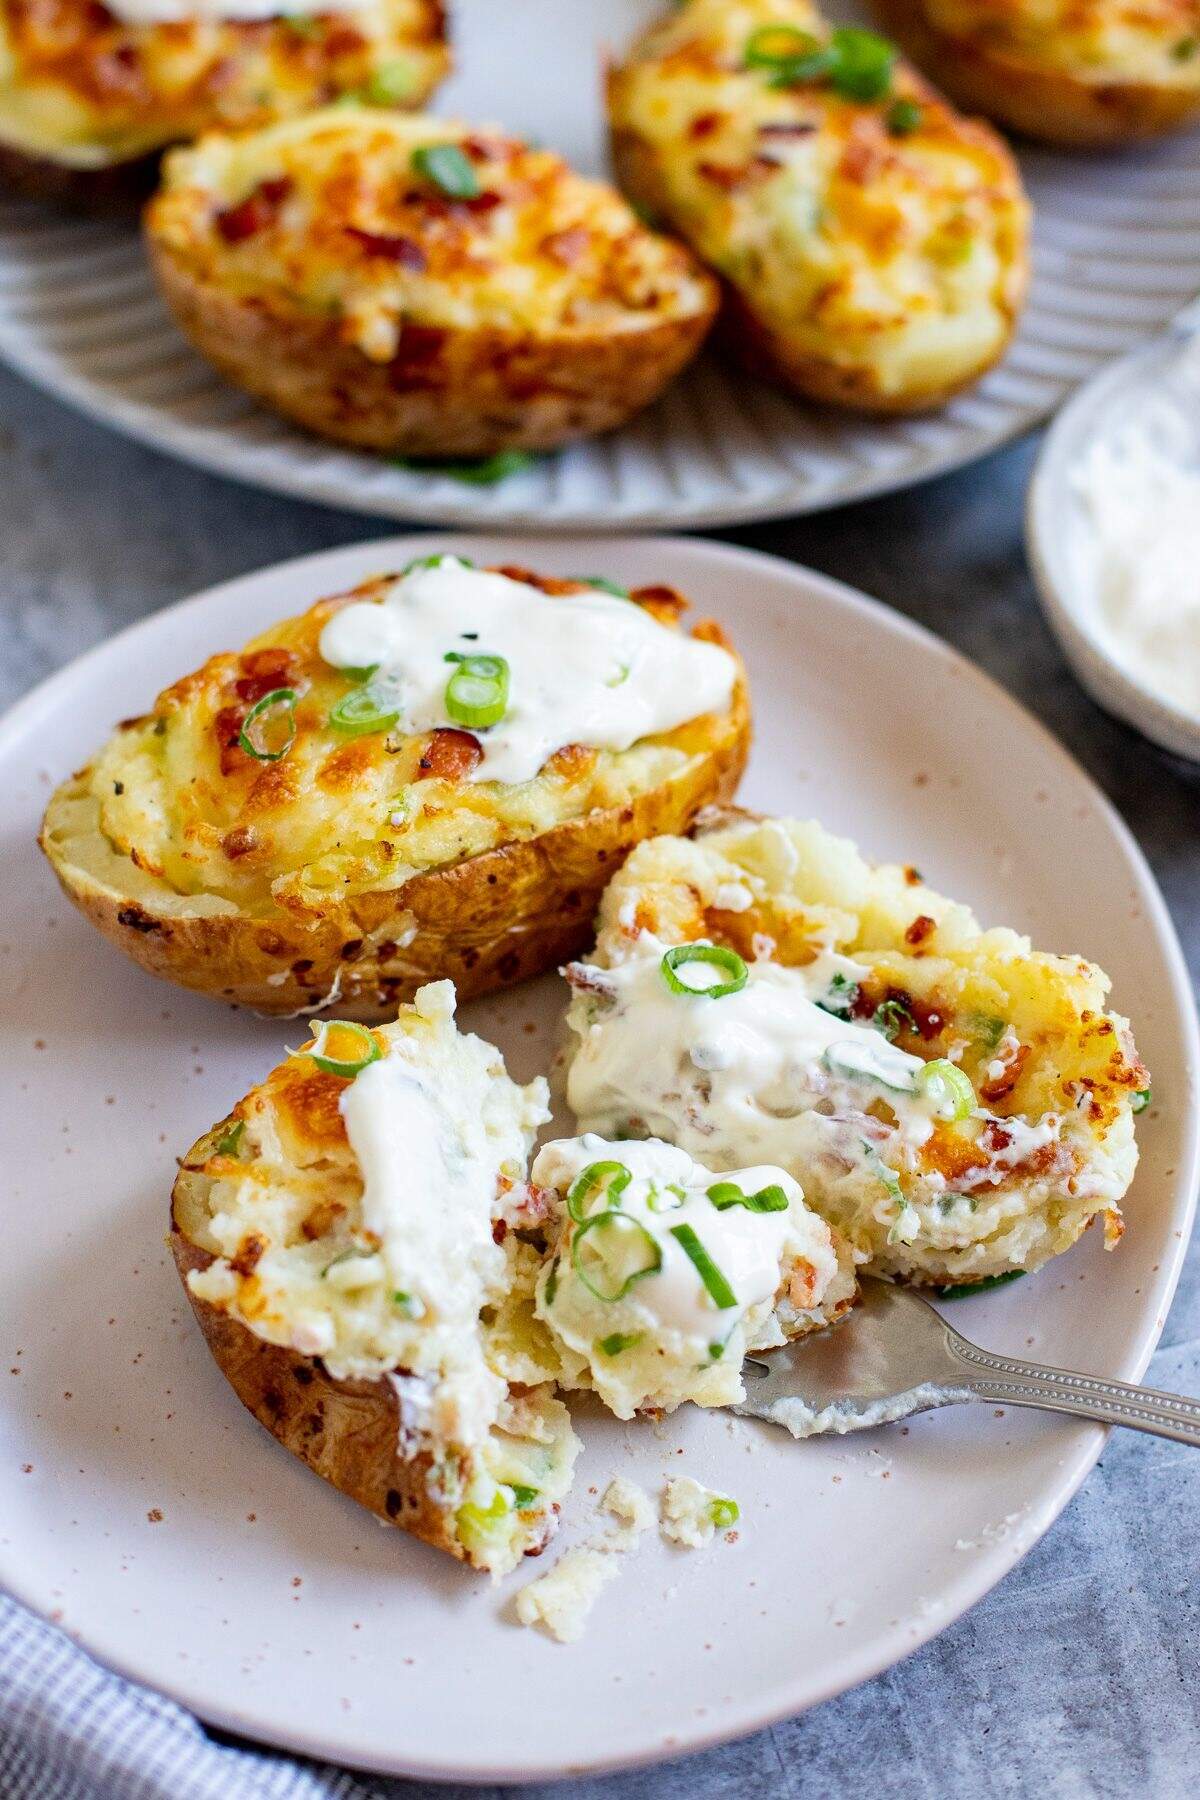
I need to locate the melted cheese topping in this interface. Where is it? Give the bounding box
[84,563,739,917]
[531,1133,847,1419]
[147,106,717,359]
[922,0,1200,81]
[0,0,447,166]
[318,560,736,787]
[564,818,1147,1284]
[609,0,1029,402]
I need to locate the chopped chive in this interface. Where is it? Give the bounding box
[873,997,915,1041]
[508,1484,539,1509]
[670,1223,737,1309]
[816,971,859,1019]
[937,1270,1026,1300]
[1132,1087,1152,1113]
[573,575,630,597]
[598,1331,643,1356]
[411,142,481,199]
[215,1119,245,1157]
[544,1257,559,1307]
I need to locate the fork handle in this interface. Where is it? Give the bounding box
[947,1334,1200,1447]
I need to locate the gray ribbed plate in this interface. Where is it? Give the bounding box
[0,0,1197,529]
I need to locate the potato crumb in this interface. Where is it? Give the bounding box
[660,1476,738,1548]
[514,1549,619,1643]
[601,1476,655,1547]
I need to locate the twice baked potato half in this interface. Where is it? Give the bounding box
[563,809,1149,1288]
[171,980,580,1575]
[40,556,749,1018]
[869,0,1200,147]
[0,0,448,208]
[143,105,720,456]
[608,0,1030,413]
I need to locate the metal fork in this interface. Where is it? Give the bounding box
[737,1278,1200,1445]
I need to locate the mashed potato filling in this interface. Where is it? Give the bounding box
[185,980,577,1574]
[530,1134,855,1418]
[564,818,1147,1286]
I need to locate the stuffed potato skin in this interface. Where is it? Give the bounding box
[869,0,1200,147]
[144,107,719,455]
[608,0,1030,413]
[39,565,750,1019]
[0,0,448,206]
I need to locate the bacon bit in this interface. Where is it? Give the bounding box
[492,1218,508,1245]
[543,742,597,781]
[230,1233,267,1277]
[301,1198,344,1241]
[838,119,890,185]
[322,21,365,55]
[903,865,923,887]
[490,564,587,596]
[980,1043,1030,1103]
[235,646,295,706]
[214,704,250,776]
[788,1261,817,1307]
[696,155,780,191]
[222,825,258,860]
[416,728,482,781]
[345,227,428,269]
[689,111,723,139]
[629,582,687,623]
[922,1127,988,1182]
[540,227,591,266]
[563,961,616,998]
[980,1120,1014,1154]
[905,914,936,947]
[215,176,292,244]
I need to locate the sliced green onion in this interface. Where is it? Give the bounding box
[392,1290,422,1315]
[412,142,481,199]
[572,1211,662,1302]
[707,1180,790,1214]
[321,1247,361,1277]
[1172,33,1198,58]
[708,1495,739,1529]
[970,1013,1007,1049]
[215,1119,245,1157]
[394,451,539,485]
[402,553,472,575]
[817,972,859,1019]
[670,1223,737,1310]
[456,1489,509,1551]
[916,1059,975,1121]
[1132,1087,1152,1113]
[365,57,417,105]
[508,1483,539,1509]
[938,1270,1026,1300]
[886,97,922,135]
[598,1331,644,1356]
[239,687,297,762]
[329,684,401,738]
[829,27,896,99]
[307,1019,381,1078]
[606,662,631,688]
[566,1159,631,1223]
[543,1256,559,1307]
[661,942,748,998]
[824,1040,913,1091]
[574,575,630,597]
[745,22,833,81]
[873,997,916,1041]
[647,1181,688,1214]
[338,663,379,684]
[444,652,509,729]
[861,1138,903,1204]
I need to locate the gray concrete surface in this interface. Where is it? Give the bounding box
[2,366,1197,1798]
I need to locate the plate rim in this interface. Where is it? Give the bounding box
[2,531,1196,1782]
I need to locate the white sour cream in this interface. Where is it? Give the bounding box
[317,559,737,787]
[102,0,365,23]
[1072,338,1200,720]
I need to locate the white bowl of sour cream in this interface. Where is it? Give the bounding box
[1027,321,1200,764]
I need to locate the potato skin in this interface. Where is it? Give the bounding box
[147,234,716,457]
[870,0,1200,146]
[607,0,1030,415]
[170,1206,463,1560]
[0,139,160,210]
[40,652,750,1022]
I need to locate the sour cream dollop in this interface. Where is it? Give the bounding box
[1072,337,1200,721]
[317,558,737,787]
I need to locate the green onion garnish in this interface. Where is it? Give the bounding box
[828,26,896,98]
[744,22,834,81]
[411,142,481,199]
[708,1495,739,1529]
[707,1181,790,1214]
[873,997,916,1041]
[284,12,319,35]
[598,1331,643,1356]
[670,1223,737,1310]
[817,971,859,1019]
[647,1182,688,1214]
[307,1019,381,1078]
[1132,1087,1152,1113]
[402,553,471,575]
[365,57,417,105]
[571,1212,662,1302]
[566,1159,631,1223]
[916,1059,975,1121]
[239,687,297,762]
[543,1257,559,1307]
[1172,33,1198,58]
[938,1270,1026,1300]
[393,1290,419,1314]
[329,684,401,738]
[215,1119,245,1157]
[574,575,630,597]
[660,942,748,998]
[444,652,509,729]
[395,451,538,485]
[861,1138,903,1205]
[970,1013,1007,1049]
[508,1484,539,1509]
[886,97,922,135]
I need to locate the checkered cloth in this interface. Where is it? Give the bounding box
[0,1594,381,1800]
